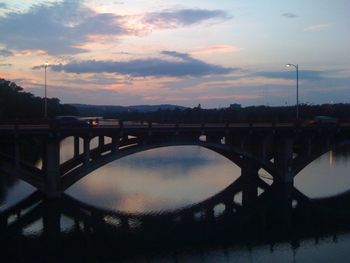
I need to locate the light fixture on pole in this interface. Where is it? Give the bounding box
[286,63,299,121]
[44,61,48,118]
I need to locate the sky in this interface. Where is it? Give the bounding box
[0,0,349,108]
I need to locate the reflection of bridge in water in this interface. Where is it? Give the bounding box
[1,178,350,262]
[0,121,350,199]
[0,175,306,233]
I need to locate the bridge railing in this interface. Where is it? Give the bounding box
[1,119,350,132]
[0,119,51,131]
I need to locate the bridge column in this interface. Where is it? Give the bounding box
[120,133,129,145]
[224,133,233,145]
[307,138,313,155]
[260,136,272,161]
[73,136,80,158]
[223,200,235,216]
[83,137,90,166]
[98,136,104,150]
[111,135,119,153]
[239,134,249,151]
[148,121,153,137]
[44,138,61,198]
[43,199,61,261]
[272,137,295,225]
[274,137,295,186]
[240,164,260,206]
[14,137,20,169]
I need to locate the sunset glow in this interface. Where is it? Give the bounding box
[0,0,349,107]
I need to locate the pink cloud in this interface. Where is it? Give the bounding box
[197,94,261,100]
[190,44,241,55]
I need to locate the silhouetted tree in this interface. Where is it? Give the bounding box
[93,103,350,123]
[0,78,77,120]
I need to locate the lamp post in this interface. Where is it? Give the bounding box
[44,61,48,118]
[286,63,299,121]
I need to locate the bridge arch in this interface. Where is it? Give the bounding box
[60,140,277,191]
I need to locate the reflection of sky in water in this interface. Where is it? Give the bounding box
[0,180,35,211]
[66,145,241,213]
[295,150,350,198]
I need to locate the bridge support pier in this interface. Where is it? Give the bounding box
[111,135,119,153]
[43,199,61,261]
[260,136,272,161]
[44,138,61,198]
[274,138,295,186]
[83,137,90,166]
[98,136,104,150]
[272,138,296,226]
[270,180,294,228]
[224,134,233,145]
[241,164,259,206]
[14,137,20,169]
[223,200,235,216]
[73,136,80,158]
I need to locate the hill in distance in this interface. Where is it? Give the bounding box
[70,103,188,116]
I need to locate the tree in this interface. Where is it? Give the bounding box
[0,78,77,120]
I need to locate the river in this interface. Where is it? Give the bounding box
[1,138,350,262]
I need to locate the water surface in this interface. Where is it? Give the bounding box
[1,140,350,262]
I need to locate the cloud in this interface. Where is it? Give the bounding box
[0,3,8,9]
[40,51,235,77]
[304,24,330,31]
[189,44,241,55]
[142,8,231,29]
[25,84,143,105]
[282,13,298,18]
[254,70,326,80]
[0,1,231,55]
[0,1,127,55]
[161,50,192,60]
[0,49,13,57]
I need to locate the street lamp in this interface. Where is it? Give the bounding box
[44,61,48,118]
[286,63,299,121]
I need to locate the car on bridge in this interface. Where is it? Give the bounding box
[54,116,90,128]
[304,116,338,126]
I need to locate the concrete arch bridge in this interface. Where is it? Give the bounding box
[0,121,349,200]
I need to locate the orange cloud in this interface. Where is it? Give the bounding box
[104,83,126,90]
[14,49,47,57]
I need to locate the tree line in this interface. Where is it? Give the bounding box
[0,78,77,120]
[102,103,350,123]
[1,78,350,123]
